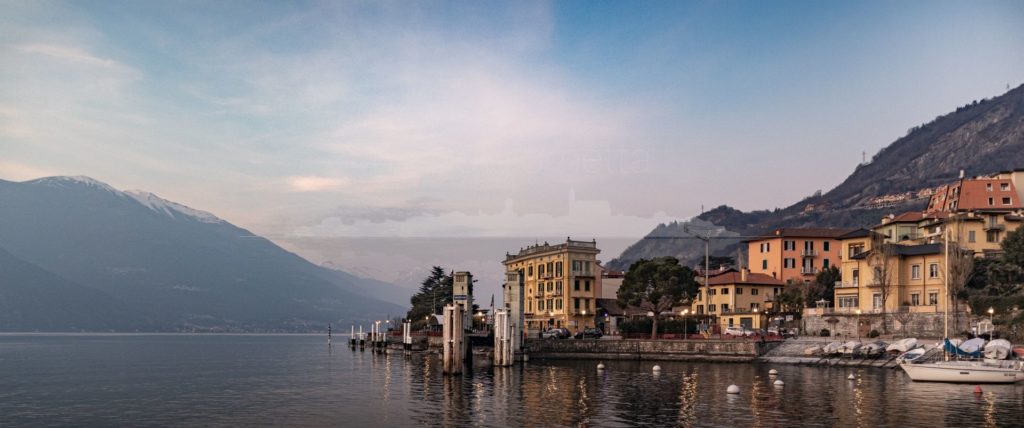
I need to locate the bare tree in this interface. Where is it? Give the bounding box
[869,233,897,334]
[891,307,914,338]
[945,218,976,334]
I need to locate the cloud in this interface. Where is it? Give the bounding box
[285,175,350,192]
[0,160,57,181]
[16,43,123,69]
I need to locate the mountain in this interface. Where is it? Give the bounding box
[609,83,1024,270]
[0,176,406,332]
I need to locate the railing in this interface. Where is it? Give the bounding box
[984,223,1005,231]
[571,270,594,277]
[801,267,818,275]
[539,272,554,279]
[801,249,818,257]
[834,281,858,288]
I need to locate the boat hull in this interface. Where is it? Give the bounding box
[900,361,1024,383]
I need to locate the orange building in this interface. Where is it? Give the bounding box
[745,228,854,283]
[927,171,1023,212]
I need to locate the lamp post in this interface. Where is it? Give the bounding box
[681,309,690,339]
[988,307,995,328]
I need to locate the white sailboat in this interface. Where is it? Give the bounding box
[899,228,1024,383]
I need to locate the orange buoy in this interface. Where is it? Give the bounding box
[974,385,983,394]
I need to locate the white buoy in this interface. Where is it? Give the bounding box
[597,363,605,370]
[727,384,740,394]
[652,365,661,372]
[848,374,856,380]
[774,379,784,386]
[768,369,778,375]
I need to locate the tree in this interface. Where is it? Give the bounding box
[868,233,897,333]
[617,257,698,339]
[406,267,453,327]
[946,241,975,333]
[813,265,841,305]
[1003,227,1024,267]
[773,288,804,314]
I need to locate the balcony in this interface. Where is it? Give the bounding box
[801,249,818,257]
[801,267,818,275]
[834,281,859,288]
[984,223,1005,231]
[539,272,554,279]
[571,270,594,278]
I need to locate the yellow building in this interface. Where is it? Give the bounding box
[502,238,600,333]
[834,229,948,314]
[691,268,783,330]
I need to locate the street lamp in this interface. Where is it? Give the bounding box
[988,307,995,326]
[681,309,690,339]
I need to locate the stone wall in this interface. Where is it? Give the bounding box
[524,339,766,362]
[803,312,972,339]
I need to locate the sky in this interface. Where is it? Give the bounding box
[2,1,1024,293]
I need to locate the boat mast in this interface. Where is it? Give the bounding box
[944,226,950,361]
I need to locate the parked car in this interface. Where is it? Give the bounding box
[724,326,754,337]
[574,328,603,339]
[769,327,798,339]
[542,328,571,339]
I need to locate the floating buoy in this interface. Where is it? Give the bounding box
[597,363,605,370]
[774,379,784,387]
[652,365,661,372]
[974,385,983,394]
[768,369,778,375]
[848,374,856,380]
[727,384,740,394]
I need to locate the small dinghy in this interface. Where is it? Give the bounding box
[803,346,822,356]
[862,341,887,358]
[823,341,843,356]
[1013,347,1024,359]
[887,338,918,353]
[840,341,863,357]
[897,348,926,363]
[984,339,1012,360]
[960,338,987,354]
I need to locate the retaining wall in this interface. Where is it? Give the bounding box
[524,339,767,362]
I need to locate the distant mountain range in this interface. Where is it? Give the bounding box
[609,83,1024,270]
[0,176,407,332]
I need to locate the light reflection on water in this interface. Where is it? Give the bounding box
[2,334,1024,427]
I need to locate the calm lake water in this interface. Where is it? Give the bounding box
[1,334,1022,427]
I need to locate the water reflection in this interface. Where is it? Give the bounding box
[4,335,1024,427]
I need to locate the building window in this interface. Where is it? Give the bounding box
[722,288,729,295]
[823,259,830,268]
[710,288,717,296]
[969,230,976,243]
[987,230,1000,243]
[1003,197,1012,205]
[986,183,993,191]
[784,240,795,251]
[911,293,920,306]
[751,288,759,296]
[928,292,938,305]
[988,197,994,206]
[824,241,830,252]
[1001,183,1010,191]
[696,305,704,314]
[736,287,743,295]
[872,293,882,309]
[911,265,921,279]
[528,301,533,312]
[528,265,533,277]
[539,264,545,275]
[539,300,545,311]
[762,260,768,270]
[574,280,580,291]
[783,258,795,269]
[721,303,730,312]
[555,299,562,310]
[546,299,552,311]
[709,304,716,313]
[849,244,864,258]
[574,298,580,310]
[838,296,858,308]
[929,264,939,278]
[750,303,760,311]
[852,269,859,287]
[584,280,590,292]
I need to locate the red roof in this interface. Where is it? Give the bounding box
[707,271,785,286]
[887,212,924,223]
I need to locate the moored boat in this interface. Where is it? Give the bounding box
[900,359,1024,383]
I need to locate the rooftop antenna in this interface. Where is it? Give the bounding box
[862,151,867,164]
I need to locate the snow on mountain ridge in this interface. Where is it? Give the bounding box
[28,175,120,193]
[124,190,223,224]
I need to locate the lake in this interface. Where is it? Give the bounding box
[1,334,1022,427]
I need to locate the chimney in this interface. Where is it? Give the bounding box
[959,169,965,179]
[740,267,749,282]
